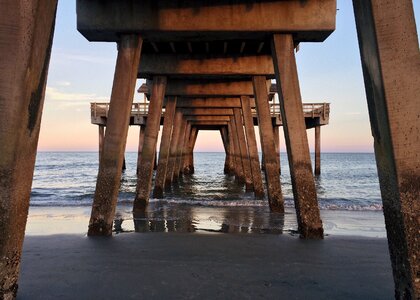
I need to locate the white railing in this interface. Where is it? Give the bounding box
[91,102,329,119]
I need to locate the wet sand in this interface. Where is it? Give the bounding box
[17,206,393,299]
[18,233,393,299]
[25,204,387,237]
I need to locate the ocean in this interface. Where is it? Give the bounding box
[28,152,386,236]
[31,152,382,210]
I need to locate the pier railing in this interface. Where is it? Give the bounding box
[91,102,330,120]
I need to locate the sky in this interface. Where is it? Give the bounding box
[38,1,419,152]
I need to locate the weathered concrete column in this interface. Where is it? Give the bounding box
[174,118,188,179]
[272,34,323,238]
[229,118,245,183]
[241,96,265,198]
[183,125,196,173]
[88,35,142,236]
[153,96,177,198]
[273,125,281,174]
[136,125,145,175]
[187,127,199,174]
[133,76,167,211]
[315,126,321,175]
[0,2,57,297]
[166,111,183,186]
[220,127,233,175]
[253,76,284,213]
[180,122,192,175]
[353,1,420,297]
[98,125,105,162]
[227,123,238,176]
[233,108,253,191]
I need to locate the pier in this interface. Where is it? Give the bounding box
[90,100,330,177]
[0,1,419,299]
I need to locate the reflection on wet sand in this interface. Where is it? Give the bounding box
[113,202,293,234]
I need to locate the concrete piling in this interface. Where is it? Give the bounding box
[227,122,238,177]
[166,111,183,186]
[98,125,105,162]
[186,127,198,174]
[272,34,323,239]
[153,96,177,198]
[353,0,420,297]
[315,126,321,175]
[241,96,265,198]
[0,1,58,297]
[220,127,233,175]
[180,122,192,175]
[233,108,253,191]
[273,126,281,174]
[88,35,142,236]
[136,125,145,175]
[229,118,245,183]
[174,118,188,180]
[183,124,195,173]
[134,76,167,211]
[253,76,284,213]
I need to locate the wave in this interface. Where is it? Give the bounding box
[29,197,383,211]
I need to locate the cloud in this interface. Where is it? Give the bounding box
[56,81,71,87]
[45,87,108,108]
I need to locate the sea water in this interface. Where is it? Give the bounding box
[31,152,382,210]
[28,152,385,236]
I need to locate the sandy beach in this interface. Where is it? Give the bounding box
[18,233,393,300]
[17,206,393,299]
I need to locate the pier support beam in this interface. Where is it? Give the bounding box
[88,35,142,236]
[227,122,238,177]
[183,124,193,173]
[180,122,192,175]
[233,108,253,191]
[241,96,265,198]
[252,76,283,212]
[353,0,420,297]
[184,126,198,174]
[220,127,233,175]
[272,34,323,238]
[273,126,281,174]
[98,125,105,162]
[153,97,177,198]
[229,118,245,183]
[134,76,167,211]
[166,111,183,186]
[174,118,188,180]
[0,1,57,298]
[315,126,321,175]
[187,127,198,174]
[136,125,145,175]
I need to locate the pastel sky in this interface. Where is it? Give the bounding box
[38,1,419,152]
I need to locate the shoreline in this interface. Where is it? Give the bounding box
[25,205,386,238]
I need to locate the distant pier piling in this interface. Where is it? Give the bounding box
[134,76,167,211]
